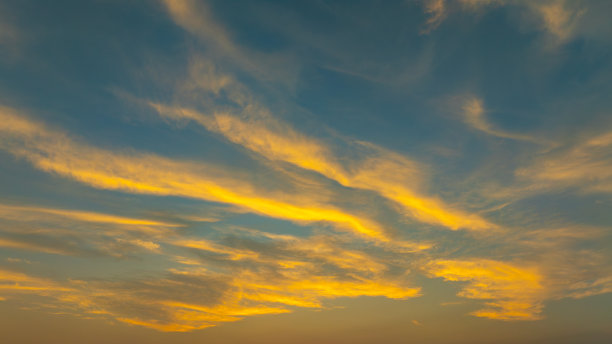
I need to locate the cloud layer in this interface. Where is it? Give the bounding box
[0,0,610,341]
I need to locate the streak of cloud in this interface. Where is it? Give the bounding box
[160,0,298,86]
[420,0,585,44]
[426,259,544,320]
[0,226,422,332]
[0,106,429,246]
[516,131,612,193]
[460,96,548,144]
[148,62,496,232]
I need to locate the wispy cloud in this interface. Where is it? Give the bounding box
[460,95,549,144]
[0,0,610,337]
[516,131,612,194]
[0,105,427,245]
[1,103,610,329]
[0,202,175,257]
[420,0,586,44]
[148,60,495,232]
[160,0,297,86]
[0,224,422,332]
[0,203,182,228]
[426,259,544,320]
[420,0,447,34]
[0,186,426,332]
[0,4,22,56]
[528,0,585,43]
[5,257,33,264]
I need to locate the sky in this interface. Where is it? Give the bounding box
[0,0,611,343]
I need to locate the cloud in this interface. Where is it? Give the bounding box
[160,0,297,85]
[0,202,176,257]
[453,129,612,208]
[515,131,612,193]
[565,276,612,299]
[0,269,73,297]
[420,0,503,33]
[1,105,609,329]
[0,4,22,55]
[528,0,585,43]
[420,0,585,44]
[0,203,182,228]
[0,225,422,332]
[161,0,236,57]
[173,228,391,275]
[148,231,420,330]
[460,95,548,144]
[0,0,610,337]
[148,59,495,232]
[5,257,33,264]
[0,18,19,48]
[421,0,504,34]
[426,259,544,320]
[94,265,418,332]
[158,101,494,232]
[0,237,81,256]
[422,222,612,322]
[0,187,423,333]
[0,106,410,243]
[421,0,447,34]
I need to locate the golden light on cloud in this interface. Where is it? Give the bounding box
[1,0,611,340]
[460,96,545,143]
[150,97,495,232]
[426,259,545,320]
[0,246,421,332]
[516,131,612,193]
[0,107,399,243]
[421,0,585,44]
[0,203,181,228]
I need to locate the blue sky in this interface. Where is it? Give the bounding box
[0,0,611,342]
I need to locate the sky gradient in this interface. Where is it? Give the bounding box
[0,0,611,343]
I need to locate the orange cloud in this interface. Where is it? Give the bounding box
[0,203,181,228]
[516,131,612,193]
[426,259,544,320]
[461,96,546,143]
[0,106,402,243]
[421,0,584,43]
[160,0,297,85]
[0,249,420,332]
[150,99,494,232]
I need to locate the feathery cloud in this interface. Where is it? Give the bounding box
[426,259,544,320]
[0,106,421,244]
[420,0,585,44]
[148,61,495,232]
[516,131,612,193]
[460,95,547,144]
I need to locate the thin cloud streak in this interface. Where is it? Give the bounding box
[160,0,298,86]
[426,259,545,320]
[0,203,182,228]
[0,225,422,332]
[461,96,549,144]
[0,202,172,257]
[516,131,612,193]
[148,63,495,232]
[0,106,429,246]
[420,0,586,44]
